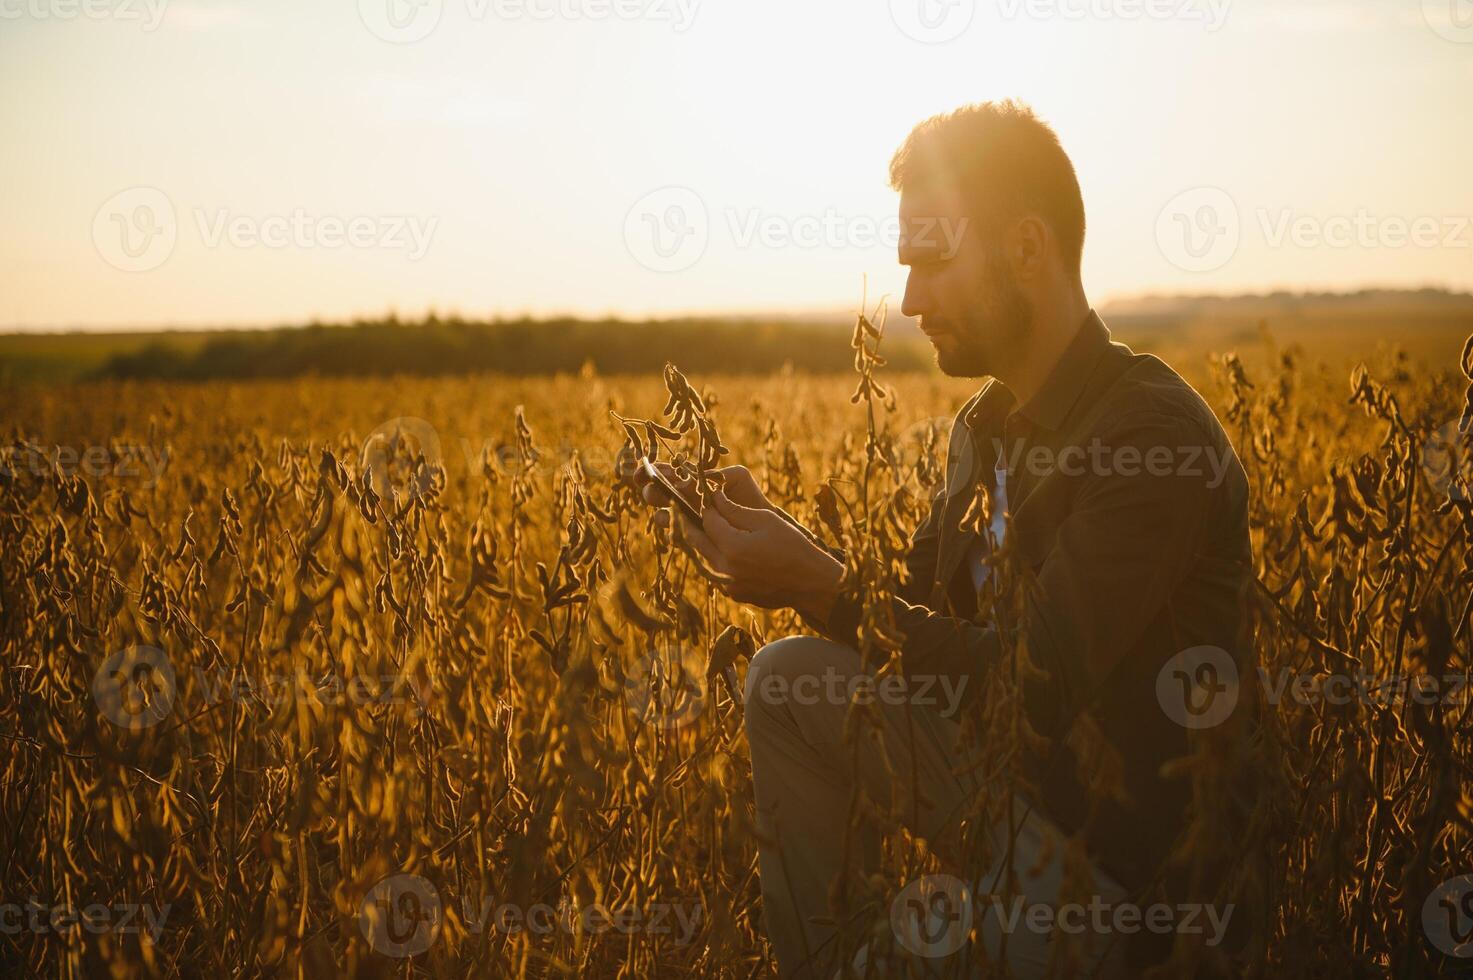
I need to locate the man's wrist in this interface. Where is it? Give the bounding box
[793,551,844,624]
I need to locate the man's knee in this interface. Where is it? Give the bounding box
[744,635,855,724]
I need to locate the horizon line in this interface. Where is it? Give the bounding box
[5,282,1471,336]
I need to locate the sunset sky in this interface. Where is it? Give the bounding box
[2,0,1471,330]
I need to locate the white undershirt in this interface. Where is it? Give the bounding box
[966,457,1010,590]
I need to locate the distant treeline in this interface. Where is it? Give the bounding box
[92,316,933,380]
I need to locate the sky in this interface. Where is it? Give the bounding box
[1,0,1471,330]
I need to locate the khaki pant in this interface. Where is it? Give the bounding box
[744,635,1129,979]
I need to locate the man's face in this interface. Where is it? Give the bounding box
[897,184,1032,378]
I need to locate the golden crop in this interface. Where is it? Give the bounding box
[1,319,1470,978]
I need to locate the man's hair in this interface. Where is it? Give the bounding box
[889,100,1085,273]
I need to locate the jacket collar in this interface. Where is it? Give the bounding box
[965,308,1112,433]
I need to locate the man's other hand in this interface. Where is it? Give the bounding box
[680,490,842,622]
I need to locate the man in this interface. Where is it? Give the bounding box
[637,100,1255,977]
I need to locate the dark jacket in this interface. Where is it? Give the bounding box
[813,310,1256,912]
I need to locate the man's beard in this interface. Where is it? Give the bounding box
[932,251,1032,379]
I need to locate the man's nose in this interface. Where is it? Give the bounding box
[900,270,926,319]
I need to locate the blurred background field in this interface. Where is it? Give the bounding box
[5,288,1471,384]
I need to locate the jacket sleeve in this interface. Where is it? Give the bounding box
[794,476,947,634]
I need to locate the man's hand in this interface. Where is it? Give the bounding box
[679,490,843,623]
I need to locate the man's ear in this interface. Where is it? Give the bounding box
[1008,215,1050,281]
